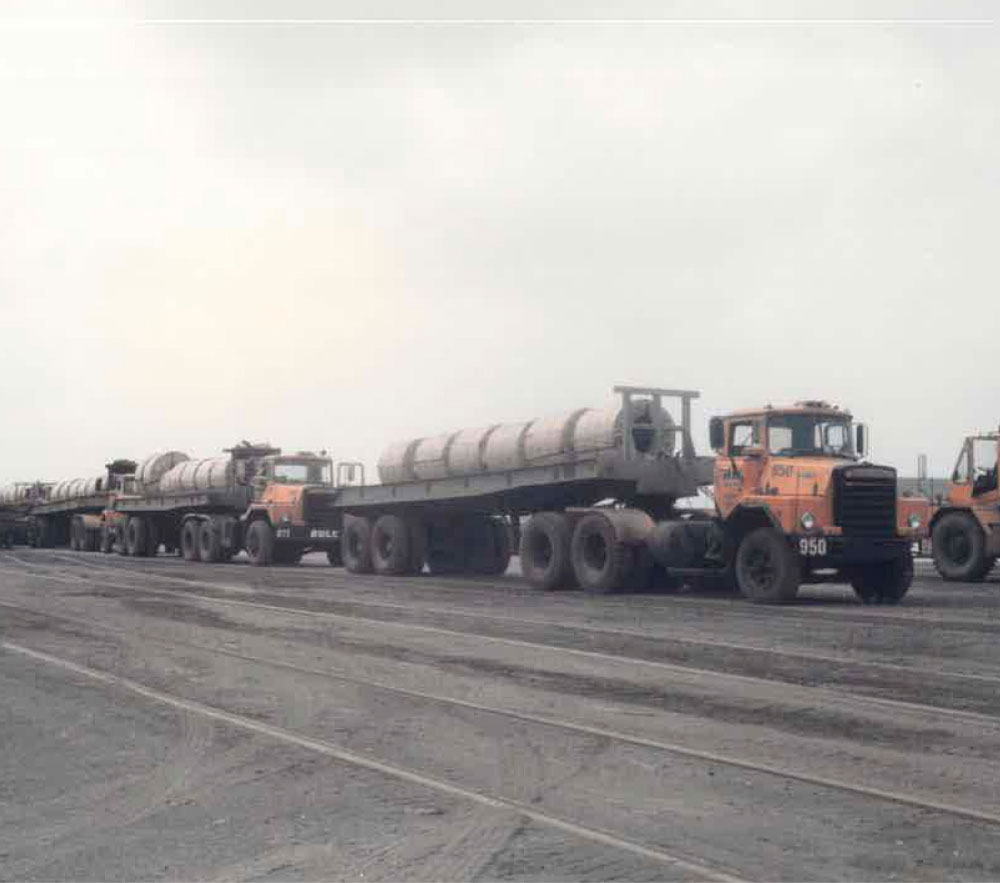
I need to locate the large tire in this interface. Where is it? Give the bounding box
[100,524,114,554]
[126,517,147,557]
[327,545,343,567]
[341,516,373,574]
[570,513,635,594]
[371,514,411,575]
[735,527,800,604]
[245,520,275,567]
[272,546,303,566]
[144,519,160,557]
[932,512,990,581]
[519,512,574,591]
[851,555,913,605]
[180,519,201,562]
[114,521,129,556]
[198,519,222,563]
[407,518,427,574]
[69,517,82,551]
[467,518,512,576]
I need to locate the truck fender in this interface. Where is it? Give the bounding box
[241,507,271,526]
[567,507,656,546]
[724,504,782,541]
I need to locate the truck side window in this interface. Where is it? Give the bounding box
[730,421,760,455]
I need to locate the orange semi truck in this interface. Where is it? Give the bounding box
[926,430,1000,581]
[324,389,917,604]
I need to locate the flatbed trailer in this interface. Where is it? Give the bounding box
[309,386,716,584]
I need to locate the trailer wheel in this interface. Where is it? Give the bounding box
[735,527,799,603]
[570,513,634,594]
[932,512,990,581]
[245,520,275,567]
[851,555,913,605]
[520,512,574,591]
[341,516,373,574]
[126,517,147,557]
[114,520,129,556]
[180,519,201,562]
[144,519,160,557]
[468,518,512,576]
[198,519,222,563]
[100,525,114,554]
[326,545,343,567]
[69,517,81,551]
[371,514,411,575]
[407,518,427,574]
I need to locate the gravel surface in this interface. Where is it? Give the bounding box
[2,549,999,881]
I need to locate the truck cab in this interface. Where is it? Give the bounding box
[929,431,1000,581]
[709,401,913,603]
[243,451,341,564]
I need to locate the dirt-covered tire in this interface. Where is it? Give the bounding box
[198,520,221,563]
[407,518,427,574]
[114,521,129,556]
[520,512,574,591]
[126,517,147,557]
[735,527,800,604]
[851,555,913,605]
[245,520,275,567]
[371,514,411,575]
[341,516,372,574]
[471,518,512,576]
[180,519,201,562]
[570,513,635,594]
[144,519,160,557]
[272,546,303,566]
[932,512,990,581]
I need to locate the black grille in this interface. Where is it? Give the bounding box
[833,466,897,537]
[303,489,342,527]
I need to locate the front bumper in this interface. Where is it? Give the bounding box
[274,524,341,547]
[790,533,910,566]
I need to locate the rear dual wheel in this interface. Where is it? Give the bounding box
[520,513,575,591]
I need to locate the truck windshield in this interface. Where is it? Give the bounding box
[767,414,854,458]
[273,460,332,485]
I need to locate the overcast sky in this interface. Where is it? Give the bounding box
[1,0,996,485]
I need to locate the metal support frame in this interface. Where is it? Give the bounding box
[613,385,700,462]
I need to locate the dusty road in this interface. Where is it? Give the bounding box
[2,549,1000,881]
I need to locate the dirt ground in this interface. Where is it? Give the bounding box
[2,548,999,881]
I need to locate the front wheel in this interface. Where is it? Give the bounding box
[735,527,800,604]
[932,512,989,581]
[851,555,913,605]
[245,520,275,566]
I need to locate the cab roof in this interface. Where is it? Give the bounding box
[722,401,852,420]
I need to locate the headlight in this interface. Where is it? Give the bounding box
[908,513,922,529]
[800,512,816,530]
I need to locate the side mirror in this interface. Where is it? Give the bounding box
[855,424,866,458]
[709,417,725,451]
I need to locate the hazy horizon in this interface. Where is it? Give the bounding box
[1,1,996,486]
